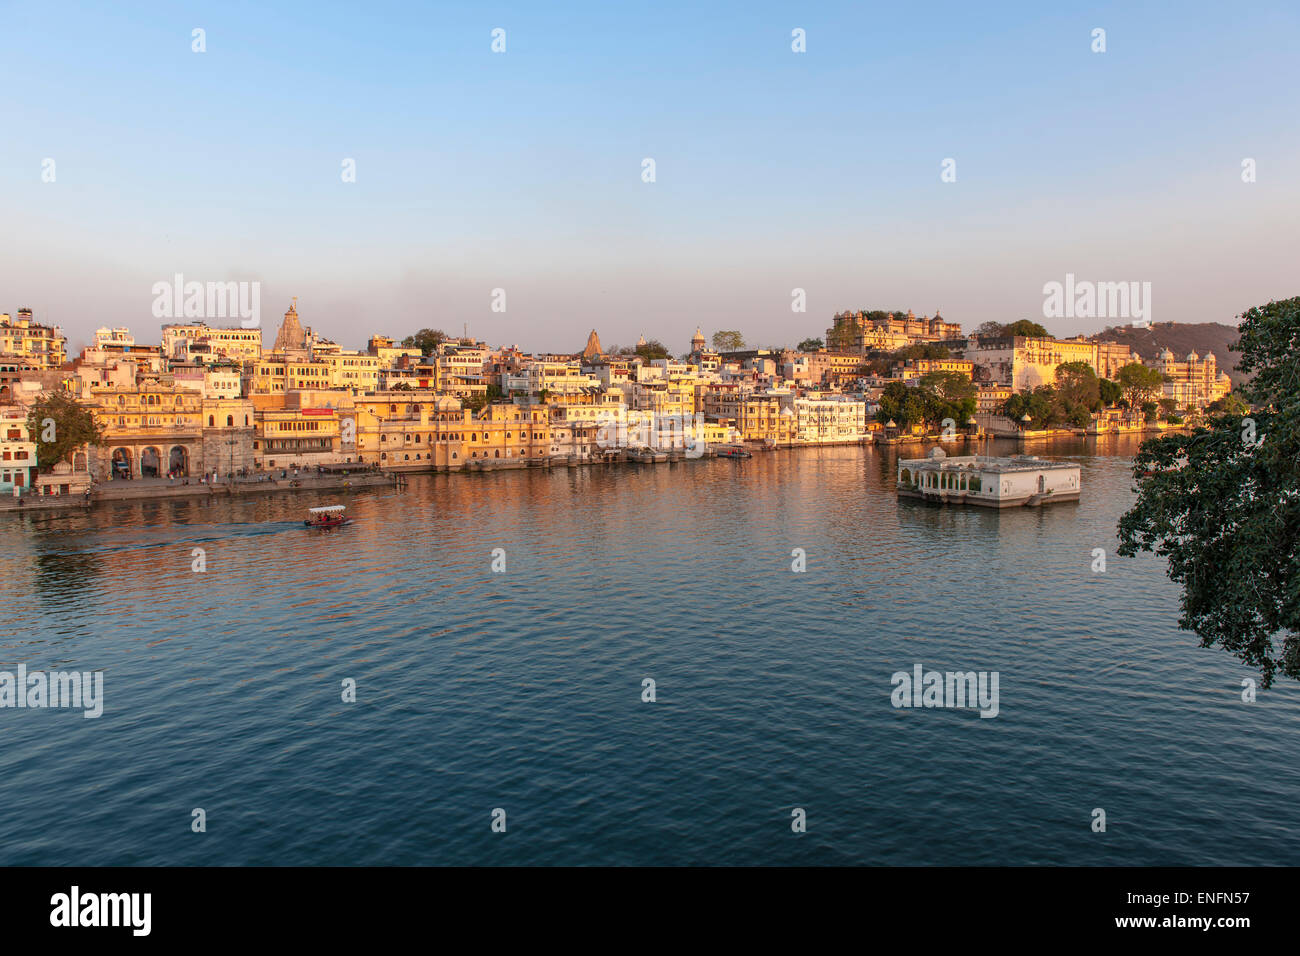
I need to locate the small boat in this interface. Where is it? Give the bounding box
[304,505,352,528]
[717,445,752,459]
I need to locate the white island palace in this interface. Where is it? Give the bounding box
[897,447,1080,508]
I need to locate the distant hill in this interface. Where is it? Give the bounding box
[1088,321,1248,385]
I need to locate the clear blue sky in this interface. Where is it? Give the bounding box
[3,0,1297,352]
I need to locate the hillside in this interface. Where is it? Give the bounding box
[1088,322,1248,385]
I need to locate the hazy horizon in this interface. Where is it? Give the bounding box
[4,0,1297,353]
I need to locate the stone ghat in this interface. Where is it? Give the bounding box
[0,472,396,513]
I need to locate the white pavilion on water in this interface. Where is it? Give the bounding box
[897,447,1080,508]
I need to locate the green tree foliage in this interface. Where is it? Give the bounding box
[917,371,977,427]
[1099,377,1124,407]
[1118,296,1300,686]
[797,337,823,352]
[1002,386,1058,427]
[877,375,974,430]
[401,328,447,353]
[635,339,670,361]
[876,382,926,428]
[1205,393,1249,416]
[26,391,105,473]
[1000,320,1050,338]
[712,330,746,352]
[893,343,951,362]
[1117,362,1166,411]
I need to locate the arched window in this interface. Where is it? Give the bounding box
[208,415,215,427]
[226,415,234,427]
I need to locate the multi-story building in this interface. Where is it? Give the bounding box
[248,358,334,393]
[322,352,382,391]
[1,309,67,369]
[789,396,869,444]
[90,382,205,479]
[0,408,37,495]
[893,357,976,382]
[827,310,961,353]
[976,383,1013,414]
[1149,350,1233,411]
[254,405,342,471]
[202,397,257,475]
[367,334,423,366]
[960,335,1108,391]
[161,323,263,363]
[503,360,598,396]
[703,391,799,446]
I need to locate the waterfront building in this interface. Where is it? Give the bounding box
[463,401,553,463]
[976,383,1013,414]
[0,408,37,494]
[202,397,256,474]
[254,405,342,471]
[897,447,1081,507]
[90,382,204,479]
[724,393,799,446]
[0,309,67,370]
[788,395,869,444]
[1149,349,1232,411]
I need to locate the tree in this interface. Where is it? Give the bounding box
[712,331,746,353]
[797,338,823,352]
[635,339,670,361]
[1098,377,1123,407]
[917,371,976,428]
[1002,386,1059,428]
[1205,393,1248,416]
[26,391,105,473]
[1055,361,1102,422]
[1118,296,1300,687]
[1001,319,1050,338]
[401,328,447,353]
[875,382,927,428]
[893,343,951,362]
[975,321,1005,336]
[1117,363,1165,413]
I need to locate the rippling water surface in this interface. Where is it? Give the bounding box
[2,436,1297,865]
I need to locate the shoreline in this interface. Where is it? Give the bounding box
[0,430,1163,516]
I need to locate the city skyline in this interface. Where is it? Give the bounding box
[5,0,1298,350]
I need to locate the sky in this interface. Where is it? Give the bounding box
[2,0,1298,354]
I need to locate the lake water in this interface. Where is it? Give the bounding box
[2,436,1297,865]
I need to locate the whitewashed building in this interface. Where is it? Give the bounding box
[897,448,1080,508]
